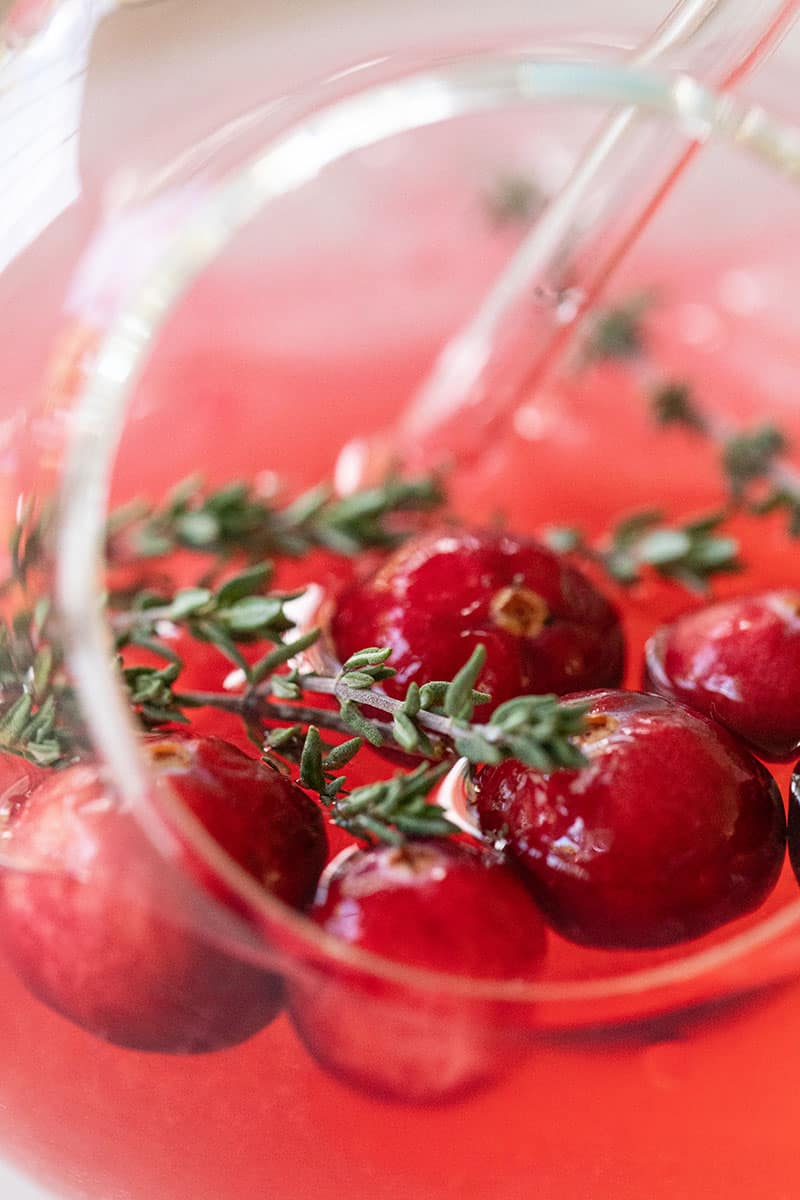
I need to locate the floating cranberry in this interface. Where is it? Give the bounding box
[473,691,785,949]
[331,528,624,708]
[288,839,547,1103]
[645,590,800,761]
[0,735,327,1052]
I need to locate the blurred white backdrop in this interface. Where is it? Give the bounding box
[1,0,798,1196]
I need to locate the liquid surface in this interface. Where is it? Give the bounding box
[5,138,800,1198]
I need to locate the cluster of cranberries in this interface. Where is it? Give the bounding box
[332,529,791,943]
[0,526,798,1102]
[0,735,327,1053]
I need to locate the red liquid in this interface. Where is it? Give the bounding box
[4,170,800,1199]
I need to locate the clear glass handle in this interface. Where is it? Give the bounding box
[347,1,800,477]
[0,0,155,272]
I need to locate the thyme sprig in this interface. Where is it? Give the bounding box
[122,659,189,728]
[656,398,800,533]
[485,173,545,226]
[272,644,587,769]
[292,725,456,844]
[322,762,457,846]
[546,509,741,593]
[583,296,800,536]
[108,474,444,564]
[109,536,595,843]
[250,644,589,843]
[112,561,319,685]
[649,380,707,432]
[181,643,589,773]
[3,476,591,845]
[582,293,652,363]
[0,609,78,766]
[150,637,589,844]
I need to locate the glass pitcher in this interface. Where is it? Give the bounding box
[3,3,800,1198]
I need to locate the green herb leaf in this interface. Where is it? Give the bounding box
[582,294,651,363]
[339,699,384,747]
[444,645,488,721]
[722,425,789,499]
[249,629,320,685]
[223,595,285,634]
[215,563,274,606]
[392,712,421,753]
[543,526,585,554]
[485,173,544,225]
[112,473,444,564]
[331,762,455,844]
[341,647,394,672]
[650,381,707,431]
[299,726,326,793]
[167,588,213,620]
[321,737,363,771]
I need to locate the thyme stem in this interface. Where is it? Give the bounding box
[181,687,400,745]
[585,297,800,531]
[111,606,178,632]
[645,362,800,504]
[181,669,587,768]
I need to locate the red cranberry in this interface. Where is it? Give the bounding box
[0,754,48,815]
[473,690,786,949]
[645,590,800,761]
[0,735,327,1052]
[331,528,624,708]
[288,839,546,1103]
[150,734,327,910]
[786,766,800,886]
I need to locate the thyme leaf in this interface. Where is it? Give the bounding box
[722,425,789,500]
[0,613,79,766]
[649,381,708,432]
[484,173,545,226]
[586,293,800,537]
[582,293,652,363]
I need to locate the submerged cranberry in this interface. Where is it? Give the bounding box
[0,735,327,1052]
[331,528,624,708]
[288,839,547,1103]
[0,753,47,815]
[152,734,327,910]
[645,590,800,761]
[306,839,546,975]
[473,691,786,950]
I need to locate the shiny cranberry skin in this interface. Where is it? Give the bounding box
[288,839,547,1103]
[150,734,327,910]
[307,839,546,975]
[645,590,800,761]
[473,691,786,950]
[0,735,327,1052]
[331,528,624,708]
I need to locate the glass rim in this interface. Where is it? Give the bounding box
[52,46,800,1018]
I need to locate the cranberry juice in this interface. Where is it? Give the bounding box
[3,117,800,1200]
